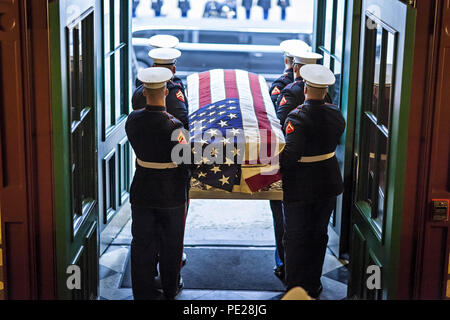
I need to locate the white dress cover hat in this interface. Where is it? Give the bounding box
[137,67,173,89]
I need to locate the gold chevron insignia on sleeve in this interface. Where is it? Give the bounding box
[176,89,185,102]
[178,131,188,144]
[286,121,295,134]
[280,96,287,106]
[271,86,281,95]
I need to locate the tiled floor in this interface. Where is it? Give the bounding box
[99,200,350,300]
[99,241,349,301]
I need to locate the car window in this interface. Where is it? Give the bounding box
[133,29,186,42]
[198,30,244,44]
[250,33,311,46]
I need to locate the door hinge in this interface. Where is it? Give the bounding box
[401,0,417,8]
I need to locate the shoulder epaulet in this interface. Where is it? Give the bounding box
[168,81,183,91]
[163,111,176,124]
[288,80,303,91]
[167,80,176,89]
[324,102,339,109]
[293,104,305,116]
[163,111,182,127]
[285,82,295,90]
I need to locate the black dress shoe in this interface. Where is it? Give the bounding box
[154,275,184,298]
[182,252,187,267]
[273,265,286,285]
[308,284,323,299]
[176,275,184,295]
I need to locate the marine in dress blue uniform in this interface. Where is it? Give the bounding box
[269,40,309,107]
[277,0,290,20]
[276,49,332,126]
[131,42,189,287]
[148,34,180,49]
[268,40,309,284]
[178,0,190,17]
[242,0,253,19]
[280,64,346,298]
[257,0,271,19]
[126,68,190,300]
[132,46,189,130]
[151,0,163,17]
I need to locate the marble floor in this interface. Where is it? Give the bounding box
[99,200,349,300]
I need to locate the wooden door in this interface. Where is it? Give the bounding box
[348,0,416,299]
[49,0,131,299]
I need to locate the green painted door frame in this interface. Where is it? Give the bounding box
[50,0,132,299]
[348,0,416,299]
[336,0,363,258]
[50,0,100,299]
[312,0,362,258]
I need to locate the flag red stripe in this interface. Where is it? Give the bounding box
[224,70,239,98]
[245,171,282,193]
[248,73,273,158]
[198,71,211,108]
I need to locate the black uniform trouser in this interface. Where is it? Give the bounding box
[131,204,186,300]
[282,197,336,294]
[270,200,284,267]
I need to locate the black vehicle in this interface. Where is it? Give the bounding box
[132,18,312,83]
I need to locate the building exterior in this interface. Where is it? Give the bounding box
[0,0,448,300]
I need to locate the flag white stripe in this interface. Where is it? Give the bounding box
[258,74,285,147]
[187,72,200,114]
[235,69,261,163]
[209,69,226,103]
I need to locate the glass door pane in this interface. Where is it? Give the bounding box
[335,0,345,59]
[324,0,334,50]
[104,56,112,129]
[114,51,123,121]
[114,0,122,48]
[103,0,111,53]
[375,133,388,228]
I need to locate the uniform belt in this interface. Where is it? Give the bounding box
[298,152,335,163]
[136,158,178,169]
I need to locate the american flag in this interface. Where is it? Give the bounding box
[189,98,244,192]
[187,69,285,193]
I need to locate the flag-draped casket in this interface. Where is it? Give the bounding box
[187,69,285,195]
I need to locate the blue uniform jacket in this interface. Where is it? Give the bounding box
[132,78,189,130]
[269,68,294,108]
[126,106,189,208]
[242,0,253,9]
[257,0,271,9]
[276,77,332,126]
[178,0,190,10]
[151,0,163,10]
[280,100,346,202]
[277,0,290,8]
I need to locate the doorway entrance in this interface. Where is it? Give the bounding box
[50,0,351,300]
[98,199,349,300]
